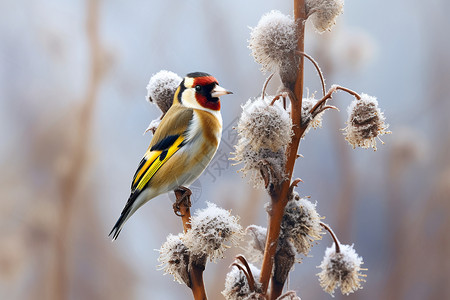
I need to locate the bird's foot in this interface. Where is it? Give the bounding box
[173,186,192,217]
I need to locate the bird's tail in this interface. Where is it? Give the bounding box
[109,192,139,240]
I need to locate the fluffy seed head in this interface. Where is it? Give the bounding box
[146,70,182,113]
[317,243,366,296]
[245,225,267,262]
[306,0,344,33]
[157,233,190,286]
[237,97,293,152]
[231,96,291,188]
[222,263,262,300]
[183,203,243,261]
[343,93,390,150]
[249,10,298,83]
[277,291,301,300]
[302,96,324,134]
[280,192,323,256]
[232,144,286,189]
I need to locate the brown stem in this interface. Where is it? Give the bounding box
[269,92,288,106]
[235,255,256,291]
[262,73,275,100]
[173,188,207,299]
[309,85,361,116]
[231,263,255,291]
[259,0,307,297]
[270,280,285,300]
[297,51,326,97]
[320,222,341,253]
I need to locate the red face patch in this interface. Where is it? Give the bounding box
[193,76,218,87]
[193,76,221,111]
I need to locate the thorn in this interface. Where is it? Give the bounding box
[291,178,303,187]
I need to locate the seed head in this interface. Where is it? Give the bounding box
[280,192,323,256]
[222,263,262,300]
[232,145,286,189]
[183,203,243,261]
[306,0,344,33]
[249,10,298,84]
[157,233,190,286]
[231,96,290,188]
[245,225,267,262]
[146,70,182,113]
[238,97,293,152]
[343,93,390,150]
[302,96,324,133]
[317,243,366,296]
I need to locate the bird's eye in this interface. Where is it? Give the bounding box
[195,85,201,92]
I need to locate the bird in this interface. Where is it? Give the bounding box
[109,72,232,240]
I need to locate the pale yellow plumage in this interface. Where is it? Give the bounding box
[110,72,231,240]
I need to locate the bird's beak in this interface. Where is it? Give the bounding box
[211,85,233,98]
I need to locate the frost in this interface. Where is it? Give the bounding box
[280,192,323,256]
[317,243,366,296]
[157,233,190,286]
[249,10,298,84]
[238,97,292,152]
[232,144,286,189]
[245,225,267,262]
[302,96,324,134]
[306,0,344,33]
[222,263,262,300]
[343,93,390,150]
[183,203,243,261]
[144,118,161,135]
[146,70,182,113]
[231,96,291,188]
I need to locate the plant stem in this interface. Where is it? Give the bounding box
[259,0,307,298]
[297,51,326,96]
[320,222,341,253]
[173,189,207,300]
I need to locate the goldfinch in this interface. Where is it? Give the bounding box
[110,72,232,240]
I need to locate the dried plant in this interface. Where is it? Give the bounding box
[144,1,387,299]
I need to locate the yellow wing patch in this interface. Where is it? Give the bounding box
[133,136,184,191]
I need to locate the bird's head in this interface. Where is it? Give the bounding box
[174,72,232,112]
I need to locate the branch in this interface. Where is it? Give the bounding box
[173,188,207,300]
[297,51,326,96]
[309,85,361,116]
[262,73,275,101]
[320,222,341,253]
[259,0,308,297]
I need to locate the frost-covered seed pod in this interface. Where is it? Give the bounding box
[232,145,286,188]
[306,0,344,33]
[183,203,243,261]
[146,70,182,113]
[280,193,323,256]
[301,96,324,133]
[245,225,267,262]
[157,233,190,286]
[273,239,296,284]
[249,10,298,86]
[237,97,292,152]
[277,291,302,300]
[222,263,262,300]
[317,243,366,296]
[343,93,390,150]
[232,96,291,188]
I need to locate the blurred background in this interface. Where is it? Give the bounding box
[1,0,449,299]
